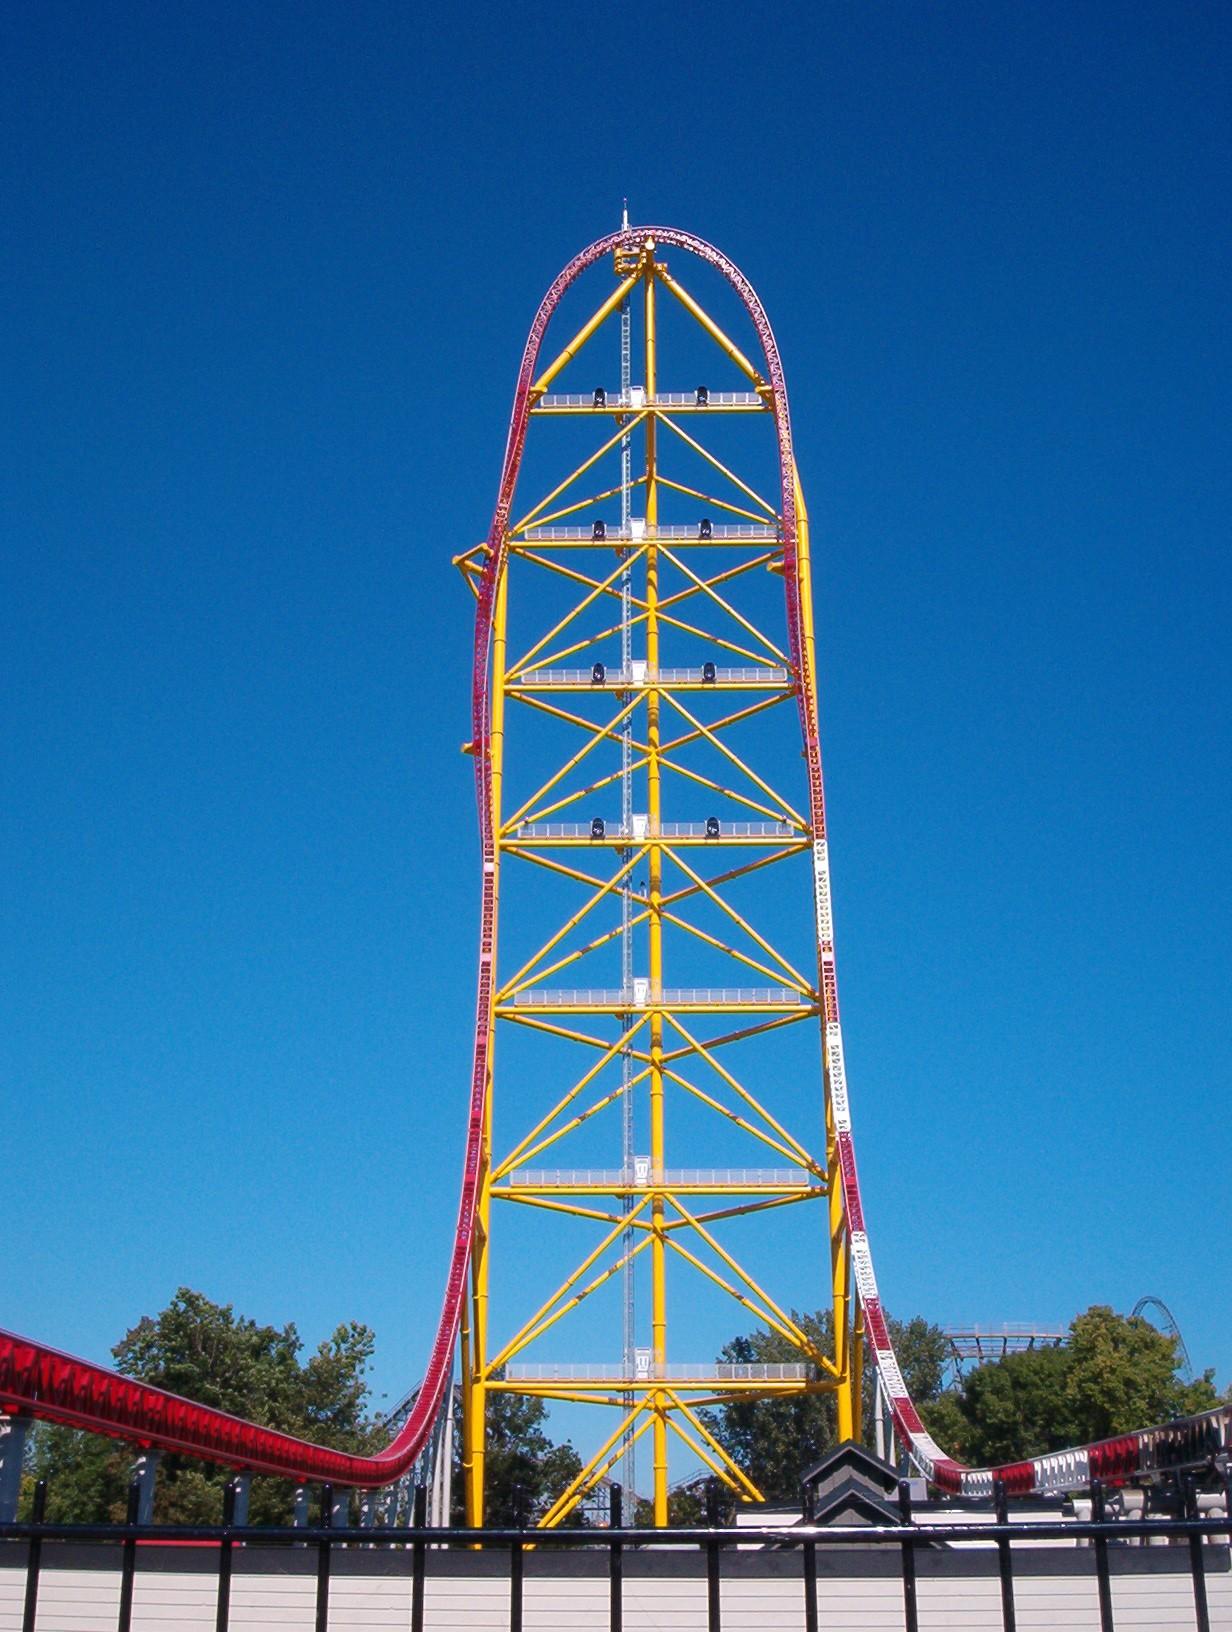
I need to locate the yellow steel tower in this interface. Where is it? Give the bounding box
[455,230,859,1527]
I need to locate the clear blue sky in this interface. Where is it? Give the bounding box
[4,0,1229,1441]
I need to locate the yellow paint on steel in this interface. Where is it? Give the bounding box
[500,1077,643,1172]
[662,1012,816,1164]
[500,847,647,996]
[662,1189,827,1230]
[654,752,805,826]
[491,1192,653,1229]
[511,413,650,537]
[491,1020,651,1178]
[656,411,779,517]
[660,1064,821,1167]
[656,475,773,525]
[506,544,648,679]
[641,260,673,1527]
[538,1407,657,1530]
[531,268,643,397]
[661,1232,807,1352]
[660,691,806,826]
[510,472,647,533]
[663,1389,764,1500]
[657,544,789,662]
[657,548,785,611]
[487,1212,654,1373]
[501,694,641,831]
[663,1410,747,1493]
[503,845,652,905]
[463,564,509,1526]
[658,906,812,992]
[659,693,796,758]
[668,1194,823,1359]
[658,844,810,912]
[658,1005,815,1062]
[654,265,766,389]
[662,848,815,993]
[465,235,864,1528]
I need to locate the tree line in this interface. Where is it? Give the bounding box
[21,1288,1225,1523]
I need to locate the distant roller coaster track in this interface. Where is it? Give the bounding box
[2,227,1227,1506]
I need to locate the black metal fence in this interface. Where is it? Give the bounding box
[2,1475,1230,1632]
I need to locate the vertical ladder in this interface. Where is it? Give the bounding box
[617,203,637,1502]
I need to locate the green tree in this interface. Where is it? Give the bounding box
[1064,1305,1221,1440]
[30,1288,381,1523]
[699,1310,948,1505]
[453,1391,584,1526]
[930,1342,1075,1465]
[633,1486,708,1526]
[926,1305,1223,1469]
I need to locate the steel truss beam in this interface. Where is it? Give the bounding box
[465,233,849,1530]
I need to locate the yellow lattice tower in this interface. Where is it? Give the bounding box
[454,229,860,1527]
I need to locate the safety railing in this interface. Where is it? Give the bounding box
[513,818,798,840]
[503,1362,815,1381]
[520,523,778,541]
[508,987,809,1009]
[535,390,766,408]
[515,667,791,686]
[2,1473,1228,1632]
[506,1167,814,1189]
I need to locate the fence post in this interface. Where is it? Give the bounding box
[897,1480,918,1632]
[800,1477,817,1632]
[609,1482,623,1632]
[215,1479,236,1632]
[993,1478,1017,1632]
[510,1533,524,1632]
[315,1483,333,1632]
[705,1479,721,1632]
[1090,1478,1115,1632]
[1184,1474,1211,1632]
[21,1478,46,1632]
[116,1477,141,1632]
[410,1484,427,1632]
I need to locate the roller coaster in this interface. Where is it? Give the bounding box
[2,225,1227,1525]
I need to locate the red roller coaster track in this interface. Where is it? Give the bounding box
[2,227,1226,1501]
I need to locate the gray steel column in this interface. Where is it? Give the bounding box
[132,1450,160,1524]
[874,1373,886,1463]
[0,1415,30,1523]
[429,1384,454,1527]
[231,1472,251,1527]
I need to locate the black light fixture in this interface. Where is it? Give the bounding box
[705,815,721,838]
[702,660,717,684]
[592,519,607,540]
[594,387,607,408]
[699,517,713,540]
[591,816,606,839]
[592,661,606,685]
[696,385,709,406]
